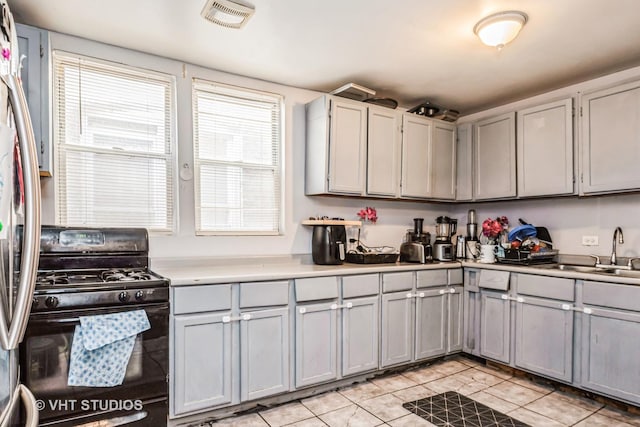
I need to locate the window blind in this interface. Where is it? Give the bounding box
[192,79,283,234]
[53,52,175,232]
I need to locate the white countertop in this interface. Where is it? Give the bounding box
[150,255,640,286]
[151,255,461,286]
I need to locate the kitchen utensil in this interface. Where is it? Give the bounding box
[456,236,466,259]
[508,224,537,242]
[363,97,398,109]
[407,101,441,117]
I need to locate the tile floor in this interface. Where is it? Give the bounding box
[208,356,640,427]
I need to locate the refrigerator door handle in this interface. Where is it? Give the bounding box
[0,384,39,427]
[0,74,41,351]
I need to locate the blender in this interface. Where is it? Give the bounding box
[434,216,457,261]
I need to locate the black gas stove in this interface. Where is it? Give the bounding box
[26,226,169,312]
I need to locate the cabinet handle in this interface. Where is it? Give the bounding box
[561,304,572,311]
[299,308,307,314]
[439,290,446,295]
[242,314,252,321]
[516,297,524,303]
[501,294,509,300]
[583,307,593,315]
[418,292,425,298]
[222,315,245,323]
[450,288,456,294]
[406,293,413,298]
[330,304,338,310]
[346,302,353,309]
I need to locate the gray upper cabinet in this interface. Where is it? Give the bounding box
[305,95,366,195]
[240,307,290,401]
[401,114,432,198]
[366,106,400,197]
[581,80,640,194]
[16,23,51,177]
[473,112,516,200]
[456,123,473,201]
[173,312,233,416]
[431,121,457,200]
[517,99,574,197]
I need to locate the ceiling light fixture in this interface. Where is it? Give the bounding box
[201,0,255,29]
[474,11,528,49]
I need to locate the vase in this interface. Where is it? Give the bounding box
[479,244,497,263]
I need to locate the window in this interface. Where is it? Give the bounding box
[53,52,175,232]
[192,79,283,234]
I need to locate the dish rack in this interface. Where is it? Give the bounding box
[497,249,559,265]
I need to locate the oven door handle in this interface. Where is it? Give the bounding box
[0,73,41,351]
[0,384,39,427]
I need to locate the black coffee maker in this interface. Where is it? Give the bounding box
[311,225,346,265]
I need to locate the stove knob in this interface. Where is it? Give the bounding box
[118,291,131,303]
[135,291,145,301]
[45,296,59,308]
[32,297,39,308]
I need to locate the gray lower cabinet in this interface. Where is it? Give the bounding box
[580,306,640,403]
[173,312,233,415]
[514,296,573,382]
[381,291,414,367]
[448,285,464,353]
[240,307,290,401]
[415,289,447,359]
[479,290,511,363]
[295,301,339,387]
[342,295,379,376]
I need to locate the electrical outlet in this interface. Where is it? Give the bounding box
[582,235,599,246]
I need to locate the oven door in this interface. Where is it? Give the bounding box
[20,302,168,426]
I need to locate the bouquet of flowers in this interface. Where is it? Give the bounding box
[357,207,378,224]
[480,216,509,245]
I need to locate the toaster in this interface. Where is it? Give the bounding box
[399,242,432,263]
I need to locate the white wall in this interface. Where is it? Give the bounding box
[39,32,640,260]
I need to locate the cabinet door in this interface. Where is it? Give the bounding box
[479,290,511,363]
[514,296,573,382]
[456,123,473,201]
[581,81,640,194]
[342,296,379,376]
[448,286,464,353]
[328,99,367,194]
[367,107,400,197]
[431,121,456,200]
[581,306,640,404]
[401,114,432,198]
[16,24,51,176]
[380,291,414,367]
[474,112,516,200]
[240,308,289,401]
[295,302,338,387]
[173,312,232,416]
[415,289,447,360]
[517,99,574,197]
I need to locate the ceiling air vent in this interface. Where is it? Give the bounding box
[201,0,255,29]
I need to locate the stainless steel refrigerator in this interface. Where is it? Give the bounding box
[0,0,41,426]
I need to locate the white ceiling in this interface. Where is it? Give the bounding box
[9,0,640,114]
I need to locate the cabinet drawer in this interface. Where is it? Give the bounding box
[240,281,289,308]
[583,281,640,312]
[416,269,448,288]
[382,272,414,293]
[478,270,510,291]
[342,274,379,298]
[173,284,232,315]
[295,277,339,302]
[449,268,463,285]
[516,274,574,301]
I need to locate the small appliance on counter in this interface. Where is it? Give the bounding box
[302,218,361,265]
[434,216,457,261]
[400,218,432,263]
[465,209,479,260]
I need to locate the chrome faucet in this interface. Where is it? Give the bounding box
[611,227,624,265]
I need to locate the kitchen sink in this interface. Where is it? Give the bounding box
[540,264,640,278]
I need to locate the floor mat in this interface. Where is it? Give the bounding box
[403,391,530,427]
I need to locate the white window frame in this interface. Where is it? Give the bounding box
[192,79,284,235]
[52,51,177,233]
